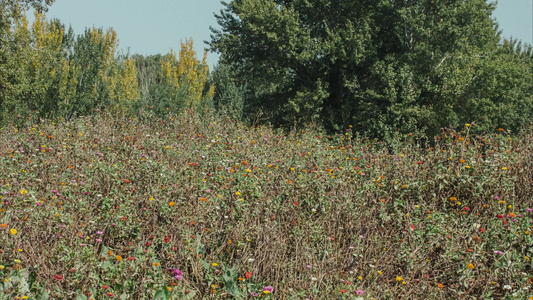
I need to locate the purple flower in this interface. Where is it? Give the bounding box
[494,251,503,255]
[526,208,533,212]
[96,231,103,235]
[356,289,364,295]
[263,286,274,293]
[169,268,183,280]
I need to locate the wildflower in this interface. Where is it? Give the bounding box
[102,285,110,289]
[116,255,122,261]
[437,283,444,289]
[235,191,241,196]
[263,285,274,294]
[396,276,403,282]
[106,292,114,297]
[358,276,363,280]
[168,201,175,207]
[164,236,171,243]
[20,189,28,195]
[0,266,4,270]
[127,256,135,261]
[13,259,21,263]
[479,228,485,233]
[467,263,474,269]
[340,289,347,293]
[356,289,364,295]
[497,214,504,219]
[503,285,512,290]
[153,262,160,267]
[54,275,63,281]
[211,263,218,267]
[9,228,17,235]
[245,271,252,279]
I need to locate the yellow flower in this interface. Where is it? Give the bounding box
[13,259,21,263]
[20,189,28,195]
[502,167,508,170]
[449,197,457,201]
[508,205,512,209]
[0,265,4,270]
[377,271,382,275]
[358,276,363,280]
[263,291,270,294]
[168,201,175,207]
[167,286,172,291]
[467,263,474,269]
[153,262,160,267]
[9,228,17,235]
[396,276,403,282]
[212,263,218,267]
[465,123,471,127]
[116,255,122,262]
[235,192,241,196]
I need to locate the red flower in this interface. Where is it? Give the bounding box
[479,228,485,233]
[101,285,109,289]
[164,236,171,243]
[127,256,135,261]
[464,207,470,211]
[54,274,63,281]
[245,271,252,279]
[145,242,151,247]
[340,289,347,293]
[497,214,504,219]
[106,292,114,297]
[410,224,415,230]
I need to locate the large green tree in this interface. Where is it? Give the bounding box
[0,0,55,122]
[209,0,533,136]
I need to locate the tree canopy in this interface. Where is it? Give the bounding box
[209,0,533,136]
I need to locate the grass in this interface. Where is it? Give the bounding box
[0,110,532,299]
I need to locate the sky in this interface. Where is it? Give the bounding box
[27,0,533,68]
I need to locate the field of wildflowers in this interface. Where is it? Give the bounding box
[0,110,532,299]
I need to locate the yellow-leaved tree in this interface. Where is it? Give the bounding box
[160,38,214,109]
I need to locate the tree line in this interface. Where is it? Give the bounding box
[2,0,533,139]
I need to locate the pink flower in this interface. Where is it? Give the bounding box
[356,289,364,295]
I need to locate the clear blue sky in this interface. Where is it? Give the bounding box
[28,0,533,68]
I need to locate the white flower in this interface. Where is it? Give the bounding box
[503,285,512,290]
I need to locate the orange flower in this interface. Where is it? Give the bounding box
[0,224,7,229]
[437,283,444,289]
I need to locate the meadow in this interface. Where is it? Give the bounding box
[0,110,532,299]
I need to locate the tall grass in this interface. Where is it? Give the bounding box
[0,110,532,299]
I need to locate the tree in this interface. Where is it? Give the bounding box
[209,0,532,137]
[0,0,55,122]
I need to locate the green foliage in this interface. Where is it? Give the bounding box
[210,0,533,138]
